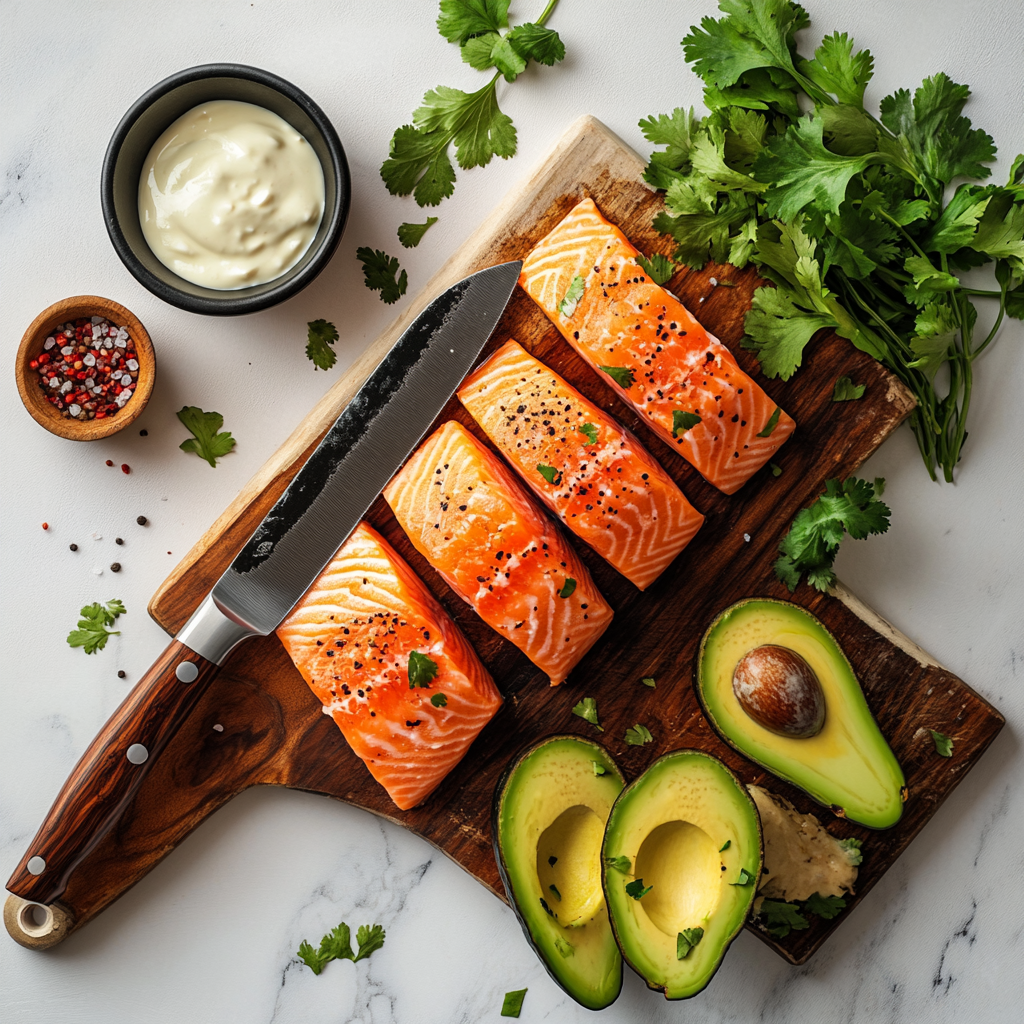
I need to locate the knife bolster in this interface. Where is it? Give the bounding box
[177,593,264,665]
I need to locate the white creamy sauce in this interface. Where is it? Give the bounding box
[138,100,324,289]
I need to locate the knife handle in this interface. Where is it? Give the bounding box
[6,640,219,905]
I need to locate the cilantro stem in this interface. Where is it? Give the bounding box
[971,283,1007,359]
[536,0,560,26]
[876,209,931,262]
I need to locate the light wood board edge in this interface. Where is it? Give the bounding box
[148,115,645,626]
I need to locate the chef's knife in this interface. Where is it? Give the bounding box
[7,261,522,906]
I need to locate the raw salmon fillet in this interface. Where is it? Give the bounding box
[458,339,704,590]
[384,420,613,685]
[519,198,795,494]
[277,521,502,811]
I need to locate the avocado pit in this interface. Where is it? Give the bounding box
[732,644,825,739]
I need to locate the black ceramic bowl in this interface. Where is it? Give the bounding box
[101,64,350,316]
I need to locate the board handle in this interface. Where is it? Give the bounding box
[5,640,220,905]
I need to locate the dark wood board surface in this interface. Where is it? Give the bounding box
[15,117,1003,966]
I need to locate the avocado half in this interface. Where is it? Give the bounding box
[601,750,761,999]
[493,735,625,1010]
[696,598,906,829]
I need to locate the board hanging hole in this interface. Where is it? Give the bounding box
[19,902,52,937]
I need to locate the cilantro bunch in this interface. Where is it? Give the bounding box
[642,0,1023,482]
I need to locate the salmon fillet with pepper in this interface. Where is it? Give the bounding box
[519,198,795,494]
[384,420,613,685]
[458,339,704,590]
[277,521,502,811]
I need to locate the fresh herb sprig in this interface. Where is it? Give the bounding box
[642,0,1023,482]
[306,319,339,370]
[67,599,125,654]
[297,920,385,975]
[177,407,236,467]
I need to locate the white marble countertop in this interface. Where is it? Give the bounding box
[2,1,1022,1021]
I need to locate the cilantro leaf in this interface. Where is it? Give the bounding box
[625,878,653,900]
[306,319,339,371]
[929,729,954,757]
[640,107,702,181]
[354,923,386,962]
[177,407,236,468]
[625,723,653,746]
[731,867,754,886]
[558,577,577,599]
[501,988,527,1018]
[297,939,325,975]
[774,477,891,592]
[572,697,603,732]
[578,422,599,445]
[604,855,631,872]
[719,840,731,852]
[461,32,502,70]
[642,677,656,688]
[437,0,509,45]
[67,599,125,654]
[902,255,959,307]
[757,407,781,436]
[430,692,448,707]
[599,365,636,389]
[408,650,439,688]
[908,301,958,377]
[397,217,438,248]
[507,23,565,66]
[356,247,408,304]
[798,32,874,107]
[319,922,354,962]
[838,838,863,866]
[833,376,865,401]
[676,926,704,959]
[673,410,702,436]
[803,892,846,919]
[636,252,676,285]
[537,463,563,486]
[559,275,585,317]
[770,462,782,477]
[592,760,606,776]
[759,898,809,938]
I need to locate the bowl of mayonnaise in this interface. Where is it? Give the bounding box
[102,64,350,316]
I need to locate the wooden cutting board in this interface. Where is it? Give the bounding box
[12,117,1003,966]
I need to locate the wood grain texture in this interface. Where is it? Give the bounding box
[14,118,1002,966]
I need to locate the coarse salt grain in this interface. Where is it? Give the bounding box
[69,404,81,416]
[710,277,718,286]
[92,566,103,575]
[743,533,751,542]
[126,359,139,371]
[44,338,55,350]
[84,353,96,367]
[213,724,224,732]
[61,346,73,356]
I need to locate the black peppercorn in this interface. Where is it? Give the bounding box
[117,670,126,679]
[136,516,148,525]
[139,429,148,436]
[110,562,121,573]
[115,538,124,545]
[69,543,78,551]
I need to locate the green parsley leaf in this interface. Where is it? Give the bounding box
[437,0,509,45]
[759,898,809,938]
[731,868,754,886]
[625,723,653,747]
[354,923,386,962]
[775,477,891,592]
[67,597,127,654]
[592,760,606,776]
[507,22,566,66]
[719,840,731,852]
[833,376,865,401]
[501,988,528,1018]
[558,577,577,599]
[770,462,783,477]
[461,31,502,71]
[929,729,954,757]
[599,365,636,389]
[356,247,408,304]
[673,410,702,436]
[572,697,603,732]
[177,406,236,468]
[537,463,563,486]
[625,878,653,900]
[554,936,574,958]
[803,892,846,920]
[305,319,339,371]
[578,422,599,445]
[397,217,438,248]
[604,855,631,873]
[297,939,325,975]
[798,31,874,107]
[636,252,676,285]
[902,255,959,307]
[548,884,561,901]
[319,922,354,963]
[757,407,781,437]
[641,677,656,688]
[430,692,448,708]
[408,650,439,688]
[908,301,958,377]
[676,926,704,959]
[559,274,585,317]
[838,838,863,866]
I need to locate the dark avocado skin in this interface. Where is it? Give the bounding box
[694,597,907,830]
[492,735,624,1011]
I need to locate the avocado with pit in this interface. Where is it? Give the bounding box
[696,598,906,829]
[493,735,625,1010]
[601,750,762,999]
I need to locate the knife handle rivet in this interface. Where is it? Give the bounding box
[26,856,46,875]
[175,661,199,683]
[126,744,149,765]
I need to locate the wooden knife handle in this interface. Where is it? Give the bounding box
[6,640,220,905]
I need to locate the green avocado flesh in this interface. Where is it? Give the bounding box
[494,736,624,1010]
[602,750,761,1000]
[697,598,906,829]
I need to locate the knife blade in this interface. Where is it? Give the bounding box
[7,261,521,906]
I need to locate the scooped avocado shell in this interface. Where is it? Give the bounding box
[493,735,624,1010]
[601,750,762,999]
[697,598,906,829]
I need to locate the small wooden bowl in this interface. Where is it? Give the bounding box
[16,296,156,441]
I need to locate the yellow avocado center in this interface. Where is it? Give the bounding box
[633,821,723,936]
[536,805,606,926]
